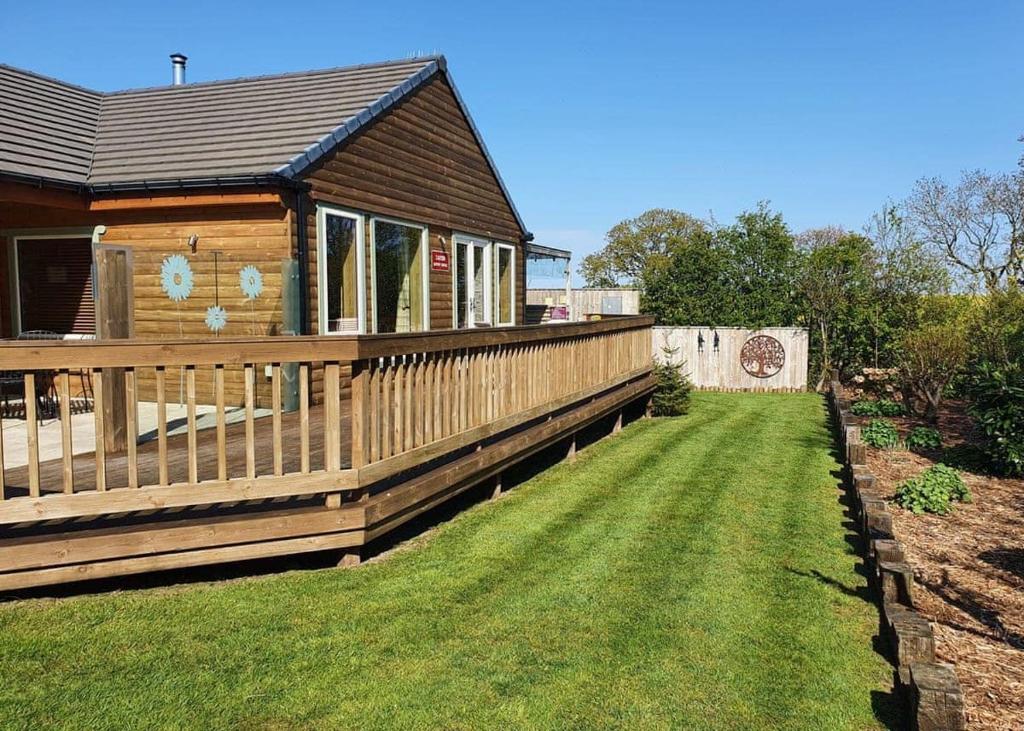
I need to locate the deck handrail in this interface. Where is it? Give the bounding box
[0,316,653,369]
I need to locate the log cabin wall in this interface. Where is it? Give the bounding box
[298,73,527,333]
[0,200,290,405]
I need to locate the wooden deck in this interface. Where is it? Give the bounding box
[1,402,350,497]
[0,317,655,590]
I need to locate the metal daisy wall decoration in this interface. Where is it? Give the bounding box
[160,253,195,403]
[160,254,194,338]
[205,305,228,333]
[239,264,264,335]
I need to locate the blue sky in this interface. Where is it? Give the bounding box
[4,1,1022,280]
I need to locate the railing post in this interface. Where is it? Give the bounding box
[350,359,369,471]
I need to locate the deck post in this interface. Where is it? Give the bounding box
[492,472,503,499]
[338,548,362,568]
[567,433,577,463]
[613,409,623,433]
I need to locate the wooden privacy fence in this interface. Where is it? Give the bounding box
[652,326,808,392]
[0,317,653,530]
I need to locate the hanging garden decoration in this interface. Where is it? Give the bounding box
[205,305,228,333]
[160,254,194,302]
[239,264,264,335]
[239,265,263,300]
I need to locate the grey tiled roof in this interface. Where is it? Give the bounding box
[0,65,102,183]
[0,57,435,186]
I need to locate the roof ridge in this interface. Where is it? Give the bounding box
[103,55,442,97]
[0,63,103,97]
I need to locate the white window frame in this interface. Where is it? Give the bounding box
[369,215,430,334]
[316,205,367,335]
[451,232,493,329]
[493,242,516,327]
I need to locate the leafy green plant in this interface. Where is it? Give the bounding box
[851,400,881,416]
[905,426,942,452]
[895,464,971,515]
[851,398,904,417]
[876,399,905,416]
[966,361,1024,477]
[651,349,692,417]
[862,418,899,448]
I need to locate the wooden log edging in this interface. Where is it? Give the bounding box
[827,381,966,731]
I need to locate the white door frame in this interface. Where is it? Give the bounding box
[452,233,492,328]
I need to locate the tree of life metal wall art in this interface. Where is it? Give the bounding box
[740,334,786,378]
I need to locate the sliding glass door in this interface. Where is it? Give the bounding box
[455,236,491,328]
[372,218,427,333]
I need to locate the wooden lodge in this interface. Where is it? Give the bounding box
[0,55,655,590]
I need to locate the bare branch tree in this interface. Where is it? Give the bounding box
[907,170,1022,290]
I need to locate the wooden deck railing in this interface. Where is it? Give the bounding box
[0,317,653,526]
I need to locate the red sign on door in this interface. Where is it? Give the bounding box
[430,249,450,272]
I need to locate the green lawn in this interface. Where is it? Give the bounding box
[0,393,897,730]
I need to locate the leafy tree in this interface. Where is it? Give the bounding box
[898,300,969,421]
[796,227,874,388]
[716,203,801,327]
[580,209,708,288]
[641,227,734,325]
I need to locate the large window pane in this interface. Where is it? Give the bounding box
[374,220,424,333]
[496,245,513,325]
[324,213,358,333]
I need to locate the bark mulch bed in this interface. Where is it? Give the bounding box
[861,399,1023,731]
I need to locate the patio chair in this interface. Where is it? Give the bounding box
[16,330,62,418]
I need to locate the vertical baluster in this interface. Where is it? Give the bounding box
[405,354,417,450]
[215,365,227,481]
[369,360,380,463]
[92,370,106,492]
[423,353,434,445]
[299,363,310,474]
[23,373,40,497]
[350,360,369,469]
[381,361,393,459]
[57,370,74,494]
[324,362,342,471]
[245,364,256,479]
[125,368,138,488]
[186,366,198,484]
[443,351,453,437]
[0,410,5,500]
[272,363,283,476]
[394,358,405,454]
[403,355,414,453]
[155,366,169,486]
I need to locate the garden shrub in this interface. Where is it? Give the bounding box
[862,418,899,448]
[905,426,942,452]
[651,353,692,417]
[894,464,971,515]
[966,361,1024,477]
[941,443,992,475]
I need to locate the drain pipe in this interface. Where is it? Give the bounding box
[295,191,310,335]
